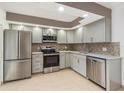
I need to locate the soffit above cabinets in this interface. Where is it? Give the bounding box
[0,2,104,28]
[97,2,124,9]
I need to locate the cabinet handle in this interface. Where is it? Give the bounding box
[90,37,93,42]
[77,59,79,63]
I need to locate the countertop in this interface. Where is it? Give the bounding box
[32,51,121,60]
[59,51,121,60]
[32,52,43,55]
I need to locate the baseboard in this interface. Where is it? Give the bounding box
[0,81,3,86]
[121,85,124,88]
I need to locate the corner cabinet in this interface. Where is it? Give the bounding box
[32,27,42,43]
[57,30,67,43]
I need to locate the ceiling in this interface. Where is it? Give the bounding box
[0,2,101,22]
[0,2,104,26]
[0,2,76,22]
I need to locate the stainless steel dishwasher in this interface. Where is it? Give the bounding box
[87,56,106,88]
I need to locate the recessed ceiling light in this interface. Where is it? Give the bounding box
[58,6,64,12]
[83,14,88,18]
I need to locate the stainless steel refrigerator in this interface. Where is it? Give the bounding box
[4,30,32,82]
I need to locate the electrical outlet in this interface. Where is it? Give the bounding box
[102,47,107,51]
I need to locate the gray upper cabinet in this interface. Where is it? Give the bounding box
[9,24,33,31]
[74,27,83,43]
[32,27,42,43]
[83,18,106,43]
[66,30,74,43]
[57,30,67,43]
[43,28,57,36]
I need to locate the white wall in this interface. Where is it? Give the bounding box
[112,5,124,85]
[0,8,8,84]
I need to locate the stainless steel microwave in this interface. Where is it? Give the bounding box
[42,35,57,43]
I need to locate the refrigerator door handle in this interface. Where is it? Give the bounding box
[18,31,20,59]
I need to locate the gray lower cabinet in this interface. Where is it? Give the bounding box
[32,52,43,73]
[70,54,86,77]
[59,52,66,69]
[106,58,122,91]
[65,53,71,67]
[59,52,71,69]
[78,55,86,77]
[60,52,86,77]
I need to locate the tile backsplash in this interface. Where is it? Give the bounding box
[32,42,120,56]
[87,42,120,56]
[72,42,120,56]
[32,43,73,52]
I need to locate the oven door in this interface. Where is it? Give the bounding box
[43,54,59,68]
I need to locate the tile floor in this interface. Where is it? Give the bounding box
[0,69,122,91]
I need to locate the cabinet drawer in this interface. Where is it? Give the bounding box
[32,55,42,59]
[32,58,43,62]
[32,62,42,66]
[32,54,43,73]
[32,67,42,73]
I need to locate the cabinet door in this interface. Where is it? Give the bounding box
[71,54,78,71]
[32,53,43,73]
[70,54,74,68]
[59,52,66,69]
[50,29,57,36]
[0,30,3,59]
[83,19,105,43]
[74,27,83,43]
[44,28,57,36]
[32,27,42,43]
[78,55,86,77]
[75,57,79,72]
[65,53,71,67]
[57,30,66,43]
[66,31,74,43]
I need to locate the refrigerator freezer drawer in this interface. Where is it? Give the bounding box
[4,59,31,82]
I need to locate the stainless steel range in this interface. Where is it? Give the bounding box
[41,48,60,73]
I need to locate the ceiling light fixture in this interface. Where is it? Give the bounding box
[83,14,88,18]
[58,6,64,12]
